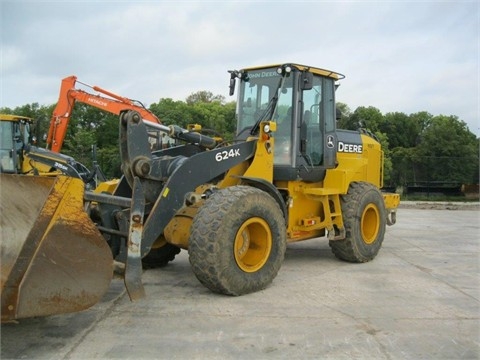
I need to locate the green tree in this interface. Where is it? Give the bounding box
[97,146,123,178]
[408,111,432,139]
[390,147,416,188]
[345,106,384,132]
[92,113,120,148]
[380,112,417,149]
[62,127,97,170]
[186,91,224,105]
[190,101,236,140]
[149,98,194,127]
[0,102,42,119]
[414,115,478,184]
[4,96,478,190]
[150,93,237,141]
[374,131,393,186]
[378,111,433,151]
[335,102,352,129]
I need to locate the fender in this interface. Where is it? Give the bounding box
[236,176,288,224]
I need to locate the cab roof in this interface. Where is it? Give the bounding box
[0,114,33,122]
[241,63,345,81]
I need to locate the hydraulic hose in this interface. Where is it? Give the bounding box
[143,120,217,149]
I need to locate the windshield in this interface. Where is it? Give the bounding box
[236,68,294,136]
[0,121,13,150]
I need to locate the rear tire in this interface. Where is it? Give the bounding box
[189,186,286,295]
[142,243,180,269]
[329,182,386,262]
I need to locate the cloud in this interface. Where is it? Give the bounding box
[1,1,478,136]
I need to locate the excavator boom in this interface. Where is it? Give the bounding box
[46,76,161,153]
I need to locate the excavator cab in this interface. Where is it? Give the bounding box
[232,64,344,182]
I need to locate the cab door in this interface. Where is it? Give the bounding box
[297,73,337,182]
[321,77,337,169]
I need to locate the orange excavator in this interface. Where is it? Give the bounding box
[46,76,169,153]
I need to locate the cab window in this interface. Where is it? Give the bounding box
[302,76,323,166]
[0,121,14,171]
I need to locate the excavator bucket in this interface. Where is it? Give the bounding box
[1,174,113,322]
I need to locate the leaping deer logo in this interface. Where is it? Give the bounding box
[326,135,335,149]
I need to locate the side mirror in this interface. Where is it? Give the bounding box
[228,70,238,96]
[229,77,236,96]
[300,72,313,90]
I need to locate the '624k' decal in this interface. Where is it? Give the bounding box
[215,148,241,162]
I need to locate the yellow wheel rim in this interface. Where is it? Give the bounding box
[234,217,272,273]
[361,204,380,245]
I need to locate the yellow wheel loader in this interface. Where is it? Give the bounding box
[1,63,399,322]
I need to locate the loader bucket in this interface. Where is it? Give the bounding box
[1,174,113,322]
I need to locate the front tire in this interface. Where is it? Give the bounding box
[189,186,286,295]
[329,182,387,262]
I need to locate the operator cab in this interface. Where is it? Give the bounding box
[0,115,33,173]
[230,63,344,182]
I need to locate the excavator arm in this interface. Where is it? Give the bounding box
[46,76,162,153]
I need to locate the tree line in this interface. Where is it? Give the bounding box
[2,90,478,189]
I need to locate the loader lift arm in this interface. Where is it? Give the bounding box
[46,76,162,153]
[86,110,275,300]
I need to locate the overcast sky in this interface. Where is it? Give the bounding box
[1,1,479,136]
